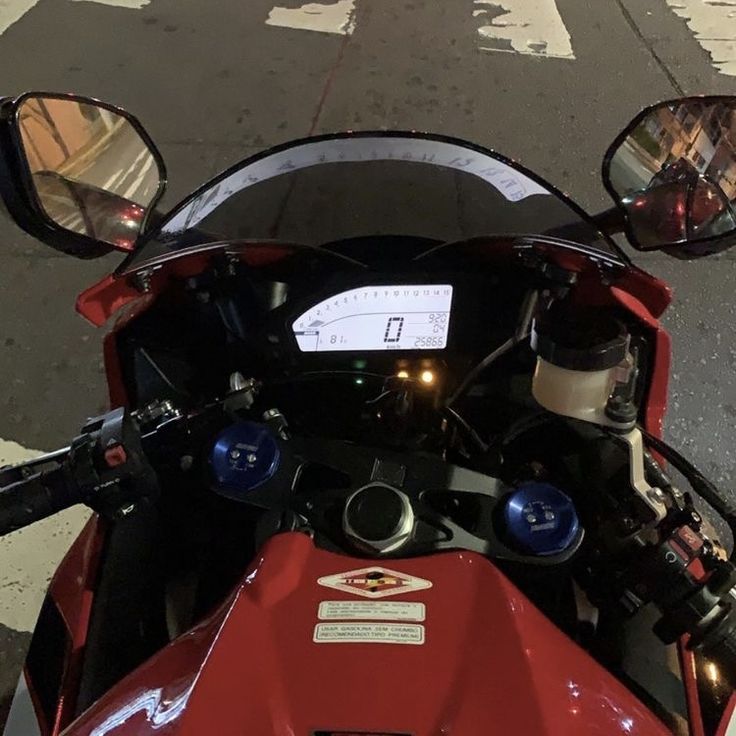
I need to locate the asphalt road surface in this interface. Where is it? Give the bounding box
[2,0,736,725]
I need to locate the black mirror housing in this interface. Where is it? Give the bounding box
[603,96,736,258]
[0,92,166,259]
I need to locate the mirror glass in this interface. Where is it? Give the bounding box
[606,99,736,249]
[16,96,162,250]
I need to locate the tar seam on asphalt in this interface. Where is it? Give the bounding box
[612,0,685,96]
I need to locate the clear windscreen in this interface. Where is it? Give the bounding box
[123,133,619,272]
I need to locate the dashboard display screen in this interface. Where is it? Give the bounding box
[292,285,453,352]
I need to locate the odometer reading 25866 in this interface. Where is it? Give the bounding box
[292,285,453,352]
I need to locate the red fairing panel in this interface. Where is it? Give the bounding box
[64,533,670,736]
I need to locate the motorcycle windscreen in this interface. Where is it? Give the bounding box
[124,133,618,271]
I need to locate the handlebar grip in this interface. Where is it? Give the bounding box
[0,467,80,535]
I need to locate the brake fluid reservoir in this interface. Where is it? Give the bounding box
[530,307,630,424]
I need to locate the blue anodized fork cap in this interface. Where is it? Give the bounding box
[210,421,280,499]
[502,481,579,556]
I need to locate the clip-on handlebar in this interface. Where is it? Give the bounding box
[0,407,157,535]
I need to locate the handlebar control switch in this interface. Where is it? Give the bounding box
[70,407,159,518]
[343,483,414,554]
[0,407,160,534]
[104,444,128,468]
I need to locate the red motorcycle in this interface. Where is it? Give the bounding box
[2,91,736,736]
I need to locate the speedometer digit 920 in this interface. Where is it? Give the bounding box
[292,285,453,353]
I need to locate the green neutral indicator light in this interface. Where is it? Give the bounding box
[355,378,364,385]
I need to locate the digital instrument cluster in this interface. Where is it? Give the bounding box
[292,284,453,352]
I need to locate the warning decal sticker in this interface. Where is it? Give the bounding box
[317,566,432,599]
[313,622,425,645]
[318,600,425,621]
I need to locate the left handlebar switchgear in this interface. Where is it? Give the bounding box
[0,407,159,535]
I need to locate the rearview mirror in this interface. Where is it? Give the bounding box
[603,97,736,257]
[0,92,165,257]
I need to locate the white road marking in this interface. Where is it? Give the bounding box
[266,0,356,36]
[0,0,147,38]
[123,153,155,200]
[0,0,41,37]
[102,145,148,190]
[0,438,41,467]
[666,0,736,76]
[474,0,575,59]
[71,0,150,7]
[0,439,90,633]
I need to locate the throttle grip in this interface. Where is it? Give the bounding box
[0,467,80,535]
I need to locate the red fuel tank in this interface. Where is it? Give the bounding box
[65,532,671,735]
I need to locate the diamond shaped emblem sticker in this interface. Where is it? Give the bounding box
[317,566,433,598]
